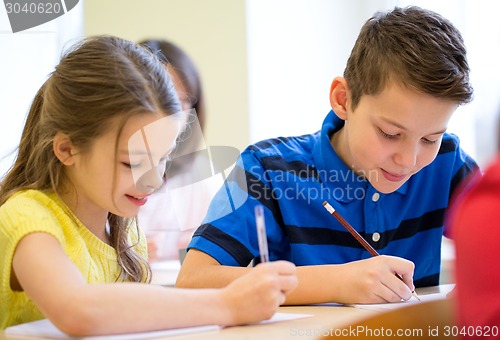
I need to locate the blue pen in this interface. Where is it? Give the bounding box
[254,205,269,263]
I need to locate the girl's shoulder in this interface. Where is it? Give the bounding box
[6,188,55,202]
[1,190,65,216]
[0,189,70,233]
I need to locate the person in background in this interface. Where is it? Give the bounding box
[138,39,219,262]
[450,113,499,331]
[177,6,478,305]
[139,39,206,128]
[0,35,297,334]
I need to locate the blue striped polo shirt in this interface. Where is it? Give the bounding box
[188,110,478,287]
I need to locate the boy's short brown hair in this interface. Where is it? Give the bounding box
[344,6,473,110]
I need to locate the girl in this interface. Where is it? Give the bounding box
[0,35,297,335]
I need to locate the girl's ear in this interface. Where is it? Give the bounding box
[53,132,76,166]
[329,77,350,120]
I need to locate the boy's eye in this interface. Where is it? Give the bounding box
[422,137,438,145]
[378,128,398,139]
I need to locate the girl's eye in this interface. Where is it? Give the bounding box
[378,128,398,139]
[122,162,141,169]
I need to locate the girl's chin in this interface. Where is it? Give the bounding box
[109,206,139,219]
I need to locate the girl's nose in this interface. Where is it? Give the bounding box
[136,166,164,193]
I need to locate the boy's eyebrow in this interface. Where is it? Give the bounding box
[379,117,447,135]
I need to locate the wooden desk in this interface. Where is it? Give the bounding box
[0,286,453,340]
[0,306,375,340]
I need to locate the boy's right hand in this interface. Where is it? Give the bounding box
[334,255,416,304]
[219,260,298,326]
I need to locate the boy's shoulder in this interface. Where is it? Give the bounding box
[437,132,477,171]
[245,131,321,160]
[439,132,461,154]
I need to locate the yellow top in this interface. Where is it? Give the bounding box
[0,190,147,329]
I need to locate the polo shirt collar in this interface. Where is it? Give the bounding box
[313,110,408,204]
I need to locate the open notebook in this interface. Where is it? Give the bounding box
[5,312,312,339]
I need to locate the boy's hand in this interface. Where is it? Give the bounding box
[335,255,415,304]
[219,260,298,325]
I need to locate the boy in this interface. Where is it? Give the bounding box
[176,6,477,305]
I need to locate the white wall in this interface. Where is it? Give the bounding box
[84,0,249,152]
[246,0,394,142]
[0,3,84,178]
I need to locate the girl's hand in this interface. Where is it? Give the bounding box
[219,261,298,325]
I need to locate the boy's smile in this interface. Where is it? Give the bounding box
[331,80,458,194]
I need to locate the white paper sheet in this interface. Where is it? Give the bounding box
[349,285,454,311]
[5,312,312,339]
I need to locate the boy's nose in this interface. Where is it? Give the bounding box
[394,144,418,168]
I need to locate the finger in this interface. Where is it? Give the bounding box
[383,255,415,296]
[390,257,415,289]
[369,280,402,303]
[381,274,413,302]
[395,274,415,301]
[279,275,298,294]
[255,260,296,275]
[398,271,416,293]
[278,291,287,305]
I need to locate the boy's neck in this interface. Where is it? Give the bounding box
[330,127,350,169]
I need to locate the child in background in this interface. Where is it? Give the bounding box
[177,6,478,305]
[451,150,499,329]
[137,39,219,262]
[0,35,297,334]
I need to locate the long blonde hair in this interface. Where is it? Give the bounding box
[0,35,181,283]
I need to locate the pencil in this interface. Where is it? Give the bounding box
[322,201,421,301]
[255,205,269,263]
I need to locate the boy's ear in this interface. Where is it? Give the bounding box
[329,77,349,120]
[53,132,76,166]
